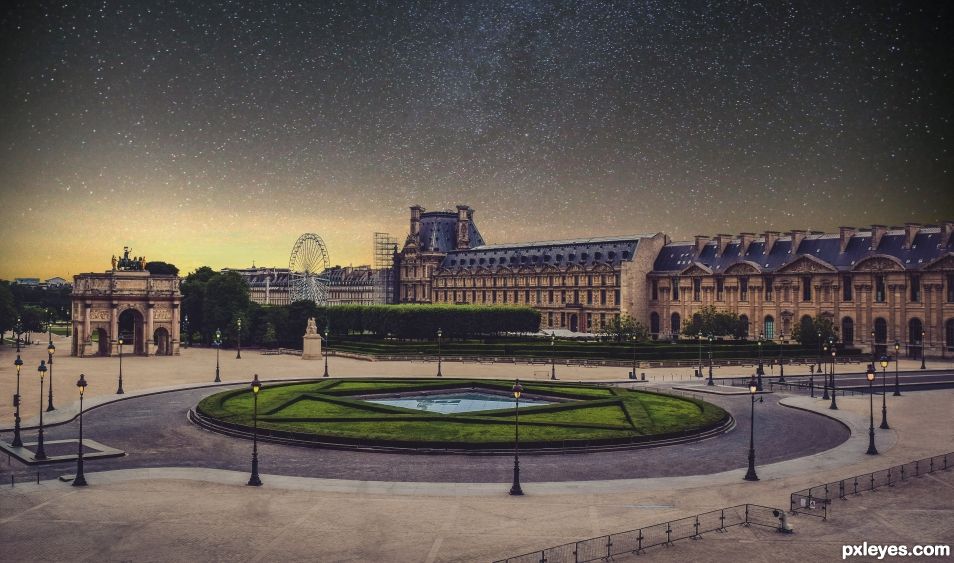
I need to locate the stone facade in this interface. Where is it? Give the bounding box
[322,265,376,306]
[648,223,954,357]
[222,267,290,306]
[71,269,182,357]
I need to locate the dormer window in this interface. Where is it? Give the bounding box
[622,251,630,259]
[594,252,602,260]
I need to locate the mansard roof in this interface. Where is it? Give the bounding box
[417,211,485,253]
[652,227,952,275]
[439,235,653,272]
[320,266,375,285]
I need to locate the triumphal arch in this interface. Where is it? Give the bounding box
[71,248,182,357]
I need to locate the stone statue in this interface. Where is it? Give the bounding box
[112,255,117,270]
[306,317,318,335]
[302,317,322,359]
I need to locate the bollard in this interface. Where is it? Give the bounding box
[10,474,13,487]
[36,471,40,484]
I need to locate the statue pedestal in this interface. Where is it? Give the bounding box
[302,334,322,360]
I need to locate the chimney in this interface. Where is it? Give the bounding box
[714,234,732,257]
[738,232,755,255]
[410,205,424,241]
[941,220,954,249]
[789,229,807,252]
[764,231,779,255]
[903,222,921,249]
[869,224,887,251]
[839,226,855,253]
[694,235,710,254]
[455,205,471,250]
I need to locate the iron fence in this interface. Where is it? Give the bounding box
[493,504,783,563]
[790,452,952,520]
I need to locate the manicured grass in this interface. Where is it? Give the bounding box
[196,378,728,447]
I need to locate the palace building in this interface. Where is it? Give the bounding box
[395,205,954,355]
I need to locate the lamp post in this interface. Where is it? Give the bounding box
[323,326,330,378]
[756,333,764,378]
[920,330,926,370]
[821,343,829,400]
[15,316,22,353]
[550,332,556,380]
[35,360,47,460]
[509,379,523,496]
[879,355,890,430]
[436,328,443,377]
[893,340,901,396]
[11,354,23,447]
[631,333,639,381]
[213,329,222,383]
[865,365,878,455]
[116,337,125,394]
[248,374,263,486]
[777,340,785,384]
[46,338,56,411]
[183,314,190,348]
[816,331,822,374]
[236,318,242,359]
[829,349,838,410]
[697,332,703,378]
[870,329,877,364]
[707,335,715,386]
[743,375,759,481]
[73,374,88,487]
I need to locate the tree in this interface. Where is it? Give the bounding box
[202,271,251,346]
[793,315,838,345]
[181,266,217,344]
[262,322,278,349]
[682,306,742,337]
[600,314,648,342]
[145,261,180,276]
[0,282,17,341]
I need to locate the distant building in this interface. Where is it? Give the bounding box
[14,278,40,286]
[44,277,68,288]
[221,267,290,306]
[322,266,376,306]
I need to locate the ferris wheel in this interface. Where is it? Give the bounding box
[288,233,331,304]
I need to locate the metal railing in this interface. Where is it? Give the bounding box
[790,452,952,520]
[493,504,783,563]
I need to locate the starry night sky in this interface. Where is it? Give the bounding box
[1,1,952,279]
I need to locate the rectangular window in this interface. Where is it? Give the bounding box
[948,274,954,303]
[651,279,659,301]
[525,290,531,303]
[843,275,852,301]
[716,278,724,301]
[574,290,579,304]
[536,289,541,302]
[548,290,554,303]
[693,278,701,301]
[910,274,920,302]
[739,277,748,301]
[503,291,508,303]
[600,313,606,327]
[560,312,566,327]
[548,312,553,327]
[587,291,593,305]
[802,276,812,301]
[471,290,476,302]
[492,291,497,303]
[875,275,886,302]
[615,289,621,304]
[600,289,607,305]
[587,275,593,286]
[601,275,606,285]
[764,276,773,301]
[671,277,680,301]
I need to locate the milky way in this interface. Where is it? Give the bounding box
[1,1,951,278]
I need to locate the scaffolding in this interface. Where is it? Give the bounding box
[373,232,398,304]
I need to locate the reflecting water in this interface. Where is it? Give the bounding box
[366,392,552,414]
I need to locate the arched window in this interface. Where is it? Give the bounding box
[908,318,924,359]
[874,317,888,356]
[650,312,660,340]
[764,315,775,340]
[670,312,681,338]
[739,315,749,338]
[841,317,854,345]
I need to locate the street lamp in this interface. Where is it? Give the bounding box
[11,354,24,447]
[550,332,556,380]
[213,329,222,383]
[893,340,901,397]
[743,375,759,481]
[821,343,829,400]
[436,328,443,377]
[35,360,48,460]
[323,326,330,378]
[116,337,125,394]
[865,365,878,455]
[46,338,56,411]
[777,340,785,384]
[697,332,703,378]
[15,316,22,353]
[829,349,838,410]
[509,379,524,496]
[236,318,242,359]
[183,314,190,348]
[879,355,890,430]
[73,374,88,487]
[632,333,639,381]
[707,335,715,386]
[248,374,263,486]
[756,333,764,377]
[870,329,877,364]
[920,330,926,370]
